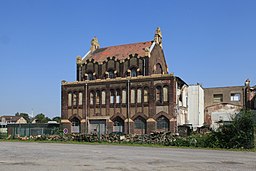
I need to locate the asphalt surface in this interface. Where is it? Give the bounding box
[0,142,255,171]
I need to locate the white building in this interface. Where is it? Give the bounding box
[188,84,204,130]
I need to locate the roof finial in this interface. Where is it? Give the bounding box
[90,36,100,52]
[154,27,162,48]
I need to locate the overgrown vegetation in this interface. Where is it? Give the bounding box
[2,110,255,150]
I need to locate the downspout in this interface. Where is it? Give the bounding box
[85,83,88,133]
[127,79,130,134]
[143,58,146,76]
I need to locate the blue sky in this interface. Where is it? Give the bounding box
[0,0,255,117]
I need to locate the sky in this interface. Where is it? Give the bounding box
[0,0,255,118]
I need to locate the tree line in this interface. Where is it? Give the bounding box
[15,112,60,123]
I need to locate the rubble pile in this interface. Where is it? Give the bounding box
[9,132,180,146]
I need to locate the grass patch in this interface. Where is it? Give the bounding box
[1,138,255,152]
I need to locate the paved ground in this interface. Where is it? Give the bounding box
[0,142,255,171]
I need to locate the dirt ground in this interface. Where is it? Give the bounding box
[0,142,255,171]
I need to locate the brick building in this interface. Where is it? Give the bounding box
[61,28,188,134]
[204,79,256,129]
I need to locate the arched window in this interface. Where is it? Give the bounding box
[163,86,168,102]
[122,89,126,104]
[144,88,148,103]
[68,93,72,107]
[110,90,115,104]
[116,89,121,104]
[131,68,137,77]
[156,86,162,103]
[101,91,106,105]
[157,116,169,131]
[71,117,80,133]
[78,92,83,105]
[87,72,94,80]
[112,116,124,133]
[131,89,135,103]
[90,92,94,105]
[96,91,100,105]
[155,63,163,74]
[73,92,77,106]
[134,116,146,134]
[137,88,142,103]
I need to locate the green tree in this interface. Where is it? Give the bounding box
[34,113,51,123]
[52,116,61,123]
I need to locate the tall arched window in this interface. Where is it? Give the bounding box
[131,68,137,77]
[156,86,162,103]
[73,92,77,106]
[122,89,126,104]
[78,92,83,105]
[131,89,135,104]
[155,63,163,74]
[137,88,142,103]
[101,91,106,105]
[110,90,115,104]
[163,86,168,102]
[144,88,148,103]
[68,93,72,107]
[116,89,121,104]
[96,91,100,105]
[90,92,94,105]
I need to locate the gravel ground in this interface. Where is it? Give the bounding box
[0,142,255,171]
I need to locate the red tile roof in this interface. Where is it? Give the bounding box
[85,41,153,62]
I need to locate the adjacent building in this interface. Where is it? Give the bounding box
[0,116,27,133]
[61,28,188,134]
[187,84,204,130]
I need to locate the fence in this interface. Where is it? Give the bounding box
[7,123,60,138]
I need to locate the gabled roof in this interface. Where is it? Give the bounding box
[83,41,153,63]
[0,116,23,122]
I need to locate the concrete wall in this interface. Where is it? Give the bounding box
[188,84,204,130]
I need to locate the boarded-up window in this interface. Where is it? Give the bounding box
[116,89,121,104]
[90,92,94,105]
[79,92,83,105]
[68,93,72,107]
[87,62,93,71]
[213,94,223,103]
[130,57,137,66]
[96,91,100,105]
[102,91,106,105]
[163,87,168,102]
[122,90,126,104]
[73,93,77,106]
[131,89,135,103]
[144,88,148,103]
[137,88,142,103]
[108,59,115,69]
[110,90,115,104]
